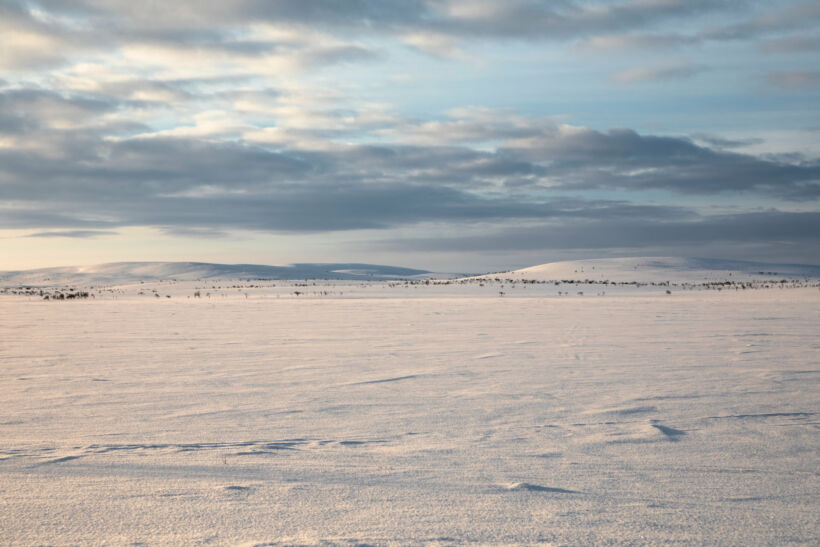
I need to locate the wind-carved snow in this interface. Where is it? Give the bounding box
[0,257,818,544]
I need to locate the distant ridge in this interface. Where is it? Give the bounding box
[0,261,432,286]
[477,257,820,283]
[6,257,820,288]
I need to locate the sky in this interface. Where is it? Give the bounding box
[1,0,819,272]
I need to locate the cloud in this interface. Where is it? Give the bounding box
[0,88,117,124]
[761,35,820,53]
[765,70,820,89]
[1,185,698,239]
[159,227,231,239]
[690,133,765,150]
[372,211,820,253]
[25,230,118,238]
[0,3,73,69]
[0,0,746,76]
[427,0,733,40]
[701,1,820,42]
[502,126,820,198]
[28,0,730,40]
[1,125,817,238]
[1,80,818,241]
[578,2,820,55]
[0,0,810,91]
[576,33,699,51]
[612,62,707,84]
[0,1,384,79]
[0,208,118,230]
[375,107,547,146]
[401,31,469,60]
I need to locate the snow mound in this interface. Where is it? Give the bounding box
[481,257,820,283]
[0,261,430,287]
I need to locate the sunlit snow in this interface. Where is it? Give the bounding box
[1,258,818,545]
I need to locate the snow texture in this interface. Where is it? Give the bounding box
[1,257,818,545]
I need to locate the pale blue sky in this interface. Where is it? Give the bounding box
[1,0,818,271]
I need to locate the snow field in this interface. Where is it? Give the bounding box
[0,287,818,544]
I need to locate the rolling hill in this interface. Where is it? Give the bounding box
[0,261,432,286]
[479,257,820,283]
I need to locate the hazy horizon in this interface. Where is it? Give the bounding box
[5,253,820,277]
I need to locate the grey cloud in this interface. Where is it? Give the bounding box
[138,185,559,231]
[2,0,813,84]
[0,208,118,230]
[7,0,742,59]
[612,62,707,84]
[1,189,694,234]
[376,117,545,146]
[1,133,818,235]
[2,0,809,84]
[761,35,820,53]
[121,34,380,68]
[0,88,151,162]
[160,227,231,239]
[1,82,817,238]
[423,0,735,41]
[0,1,384,73]
[576,32,699,51]
[765,70,820,89]
[690,133,765,149]
[503,128,820,198]
[0,4,68,69]
[0,88,153,154]
[374,211,820,253]
[578,2,819,54]
[301,44,381,66]
[2,114,711,233]
[92,79,194,103]
[25,230,118,238]
[32,0,720,36]
[70,0,430,29]
[0,88,118,123]
[0,111,29,133]
[106,138,318,187]
[701,1,820,41]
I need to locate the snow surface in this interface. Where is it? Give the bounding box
[484,256,820,283]
[1,258,819,545]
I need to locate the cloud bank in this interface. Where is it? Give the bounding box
[1,0,818,266]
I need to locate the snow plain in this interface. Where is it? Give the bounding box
[1,258,818,545]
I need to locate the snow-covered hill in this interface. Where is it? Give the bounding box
[0,261,431,286]
[481,257,820,283]
[5,257,820,288]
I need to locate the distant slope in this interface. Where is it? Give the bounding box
[478,257,820,283]
[0,262,431,286]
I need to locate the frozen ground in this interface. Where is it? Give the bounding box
[1,259,818,545]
